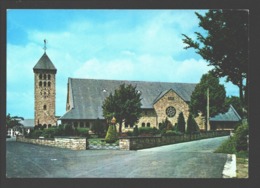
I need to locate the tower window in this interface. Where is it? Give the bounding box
[48,74,51,80]
[43,105,47,110]
[39,74,42,79]
[147,123,151,127]
[44,82,46,87]
[44,74,47,80]
[142,123,145,127]
[48,82,51,87]
[39,81,42,87]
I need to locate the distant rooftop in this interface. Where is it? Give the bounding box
[210,105,242,122]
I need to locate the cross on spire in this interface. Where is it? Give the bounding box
[43,39,47,53]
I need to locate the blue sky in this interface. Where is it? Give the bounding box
[7,9,239,119]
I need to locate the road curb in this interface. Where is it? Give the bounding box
[222,154,236,178]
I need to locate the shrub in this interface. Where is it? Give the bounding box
[186,114,199,134]
[138,127,153,136]
[126,131,133,136]
[29,129,44,139]
[64,124,74,136]
[234,122,248,151]
[177,112,186,133]
[41,128,58,138]
[75,128,90,138]
[105,125,118,143]
[133,125,139,136]
[163,130,183,136]
[215,137,236,154]
[159,118,173,131]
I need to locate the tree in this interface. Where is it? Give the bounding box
[91,118,105,137]
[189,72,226,130]
[182,10,248,110]
[186,114,199,134]
[177,112,186,133]
[159,117,172,132]
[6,113,23,128]
[133,125,139,136]
[102,84,142,132]
[105,125,118,143]
[234,121,248,151]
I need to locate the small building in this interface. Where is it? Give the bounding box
[210,105,242,130]
[19,119,35,134]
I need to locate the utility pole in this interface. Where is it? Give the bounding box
[207,87,210,131]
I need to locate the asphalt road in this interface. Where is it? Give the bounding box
[6,136,229,178]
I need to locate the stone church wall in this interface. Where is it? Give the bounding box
[153,90,190,128]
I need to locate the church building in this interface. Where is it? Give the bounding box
[32,42,241,132]
[59,78,205,131]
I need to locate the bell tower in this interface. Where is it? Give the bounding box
[33,40,57,128]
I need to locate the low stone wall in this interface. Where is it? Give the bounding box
[16,136,88,150]
[119,131,230,150]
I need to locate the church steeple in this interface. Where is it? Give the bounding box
[33,40,57,128]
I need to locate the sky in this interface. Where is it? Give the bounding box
[6,9,239,119]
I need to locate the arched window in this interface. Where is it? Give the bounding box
[80,122,84,128]
[48,74,51,80]
[44,74,46,80]
[43,105,47,110]
[147,123,151,127]
[44,82,46,87]
[48,82,51,87]
[142,123,145,127]
[39,81,42,87]
[48,124,52,128]
[39,74,42,79]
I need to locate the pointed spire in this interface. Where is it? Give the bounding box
[43,39,47,53]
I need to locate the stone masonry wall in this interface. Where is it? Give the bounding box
[16,136,87,150]
[153,90,190,128]
[34,71,56,126]
[119,131,230,150]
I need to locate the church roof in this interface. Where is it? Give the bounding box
[210,105,242,122]
[60,78,197,120]
[33,53,57,73]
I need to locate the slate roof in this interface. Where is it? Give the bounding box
[210,105,241,122]
[60,78,197,120]
[19,119,35,128]
[33,52,57,73]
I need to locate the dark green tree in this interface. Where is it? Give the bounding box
[189,72,226,130]
[133,125,139,136]
[186,114,199,134]
[159,117,171,131]
[6,113,23,128]
[234,122,248,151]
[177,112,186,133]
[91,118,105,137]
[182,10,248,110]
[102,84,142,132]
